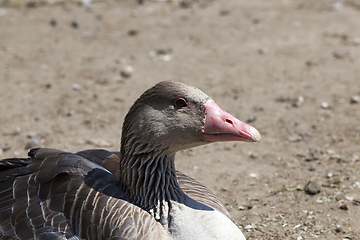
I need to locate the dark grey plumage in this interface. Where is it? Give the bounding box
[0,148,228,239]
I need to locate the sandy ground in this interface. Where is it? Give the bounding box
[1,0,360,239]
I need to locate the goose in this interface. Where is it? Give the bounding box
[0,81,261,240]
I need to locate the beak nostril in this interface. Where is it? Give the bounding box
[225,119,233,124]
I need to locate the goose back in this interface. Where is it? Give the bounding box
[0,148,231,239]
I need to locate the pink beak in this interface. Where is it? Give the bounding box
[202,100,261,142]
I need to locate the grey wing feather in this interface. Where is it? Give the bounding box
[0,148,228,240]
[0,148,169,240]
[175,171,230,218]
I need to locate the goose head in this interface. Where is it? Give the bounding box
[121,81,260,156]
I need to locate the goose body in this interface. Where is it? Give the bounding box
[0,81,260,240]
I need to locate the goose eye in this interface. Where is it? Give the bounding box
[174,98,188,108]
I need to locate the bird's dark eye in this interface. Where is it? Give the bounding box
[174,98,188,108]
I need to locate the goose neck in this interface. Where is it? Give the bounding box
[119,145,185,220]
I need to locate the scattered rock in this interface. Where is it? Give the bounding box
[114,97,124,102]
[128,29,138,36]
[293,96,305,107]
[66,110,75,117]
[149,48,173,62]
[335,224,343,233]
[333,50,352,59]
[321,102,330,109]
[327,172,333,178]
[335,194,345,201]
[350,95,359,104]
[275,96,291,103]
[288,134,302,142]
[249,173,258,178]
[2,143,11,152]
[50,18,57,27]
[349,37,360,46]
[238,205,246,210]
[120,65,134,78]
[248,151,258,159]
[3,126,21,136]
[275,96,304,107]
[327,149,336,155]
[238,205,253,211]
[71,19,80,28]
[305,149,323,161]
[25,134,43,149]
[96,78,109,85]
[72,83,81,91]
[219,10,230,16]
[246,115,257,123]
[328,154,341,160]
[339,203,348,210]
[244,225,254,230]
[187,150,195,156]
[304,180,322,195]
[305,57,323,67]
[309,163,317,171]
[258,48,267,55]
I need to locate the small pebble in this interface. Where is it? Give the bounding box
[288,134,302,142]
[246,115,257,123]
[309,163,317,171]
[50,18,57,27]
[66,110,75,117]
[350,95,360,104]
[72,19,80,28]
[128,29,138,36]
[219,10,230,16]
[248,151,258,159]
[333,51,351,59]
[304,180,322,195]
[72,83,81,91]
[120,66,134,78]
[149,48,173,62]
[335,194,345,201]
[321,102,330,109]
[258,48,267,54]
[293,224,301,229]
[244,225,253,230]
[25,135,42,149]
[187,150,195,156]
[327,172,333,178]
[238,206,246,210]
[339,204,348,210]
[305,57,323,67]
[249,173,258,178]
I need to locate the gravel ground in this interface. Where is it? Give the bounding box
[1,0,360,239]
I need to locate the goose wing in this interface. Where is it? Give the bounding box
[0,148,169,240]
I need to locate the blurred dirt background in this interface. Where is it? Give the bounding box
[1,0,360,239]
